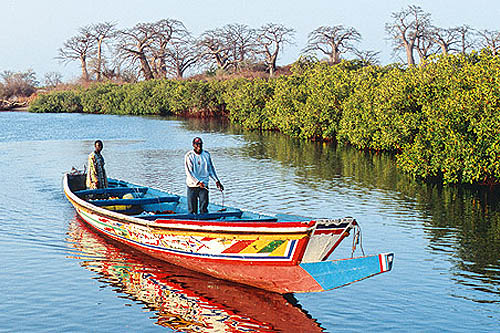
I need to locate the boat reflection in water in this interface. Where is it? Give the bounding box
[66,216,324,332]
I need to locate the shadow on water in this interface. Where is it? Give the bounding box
[66,216,324,332]
[181,117,500,302]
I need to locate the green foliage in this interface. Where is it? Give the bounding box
[28,53,500,185]
[29,91,82,113]
[223,78,274,130]
[80,83,126,114]
[397,52,500,184]
[120,80,171,115]
[339,65,420,151]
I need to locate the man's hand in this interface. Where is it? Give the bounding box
[216,181,224,191]
[198,181,205,189]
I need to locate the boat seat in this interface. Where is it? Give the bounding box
[75,187,148,197]
[90,196,179,207]
[137,211,244,221]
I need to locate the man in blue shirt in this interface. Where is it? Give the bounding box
[185,137,224,214]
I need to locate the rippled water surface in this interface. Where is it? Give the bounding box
[1,111,499,332]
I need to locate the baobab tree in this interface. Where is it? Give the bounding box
[164,39,198,78]
[148,19,189,78]
[456,25,476,54]
[197,28,233,71]
[477,29,500,55]
[225,23,257,70]
[57,32,95,81]
[415,33,436,61]
[256,23,295,76]
[116,22,157,80]
[116,19,187,80]
[303,25,361,64]
[385,5,432,65]
[81,22,117,81]
[197,24,257,72]
[430,27,460,54]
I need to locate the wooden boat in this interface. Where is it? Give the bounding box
[63,172,394,294]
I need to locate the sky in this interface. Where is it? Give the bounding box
[1,0,499,82]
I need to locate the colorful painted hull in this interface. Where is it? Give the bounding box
[63,173,394,293]
[67,218,324,332]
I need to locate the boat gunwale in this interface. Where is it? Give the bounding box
[63,174,317,234]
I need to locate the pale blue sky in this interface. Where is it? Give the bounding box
[1,0,499,81]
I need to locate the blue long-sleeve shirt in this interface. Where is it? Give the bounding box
[185,150,220,188]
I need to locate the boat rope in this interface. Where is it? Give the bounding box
[351,224,366,258]
[217,189,227,212]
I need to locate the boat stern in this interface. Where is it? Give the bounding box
[301,217,356,263]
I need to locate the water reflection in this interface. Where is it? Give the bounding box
[181,118,500,303]
[66,216,323,332]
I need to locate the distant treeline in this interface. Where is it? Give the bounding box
[30,52,500,186]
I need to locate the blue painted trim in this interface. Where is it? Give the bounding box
[300,254,394,290]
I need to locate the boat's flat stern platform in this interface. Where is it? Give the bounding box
[299,253,394,292]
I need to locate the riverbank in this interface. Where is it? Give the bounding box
[0,101,29,111]
[28,52,500,186]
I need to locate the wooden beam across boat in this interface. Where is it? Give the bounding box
[90,196,179,207]
[74,187,149,197]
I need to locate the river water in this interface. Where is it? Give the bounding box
[0,111,499,332]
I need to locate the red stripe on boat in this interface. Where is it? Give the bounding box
[222,240,255,253]
[314,229,344,235]
[378,254,384,272]
[155,219,315,229]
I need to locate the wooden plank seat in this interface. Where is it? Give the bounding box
[107,179,130,187]
[137,211,244,221]
[90,196,179,207]
[75,187,148,197]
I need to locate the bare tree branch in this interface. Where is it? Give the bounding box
[197,24,257,73]
[353,50,380,66]
[116,25,154,79]
[430,26,460,54]
[57,32,96,81]
[43,72,62,88]
[385,5,432,65]
[148,19,189,79]
[164,38,198,78]
[477,29,500,55]
[256,23,295,76]
[81,22,117,81]
[456,25,476,54]
[303,25,361,64]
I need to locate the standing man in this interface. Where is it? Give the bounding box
[86,140,108,189]
[185,137,224,214]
